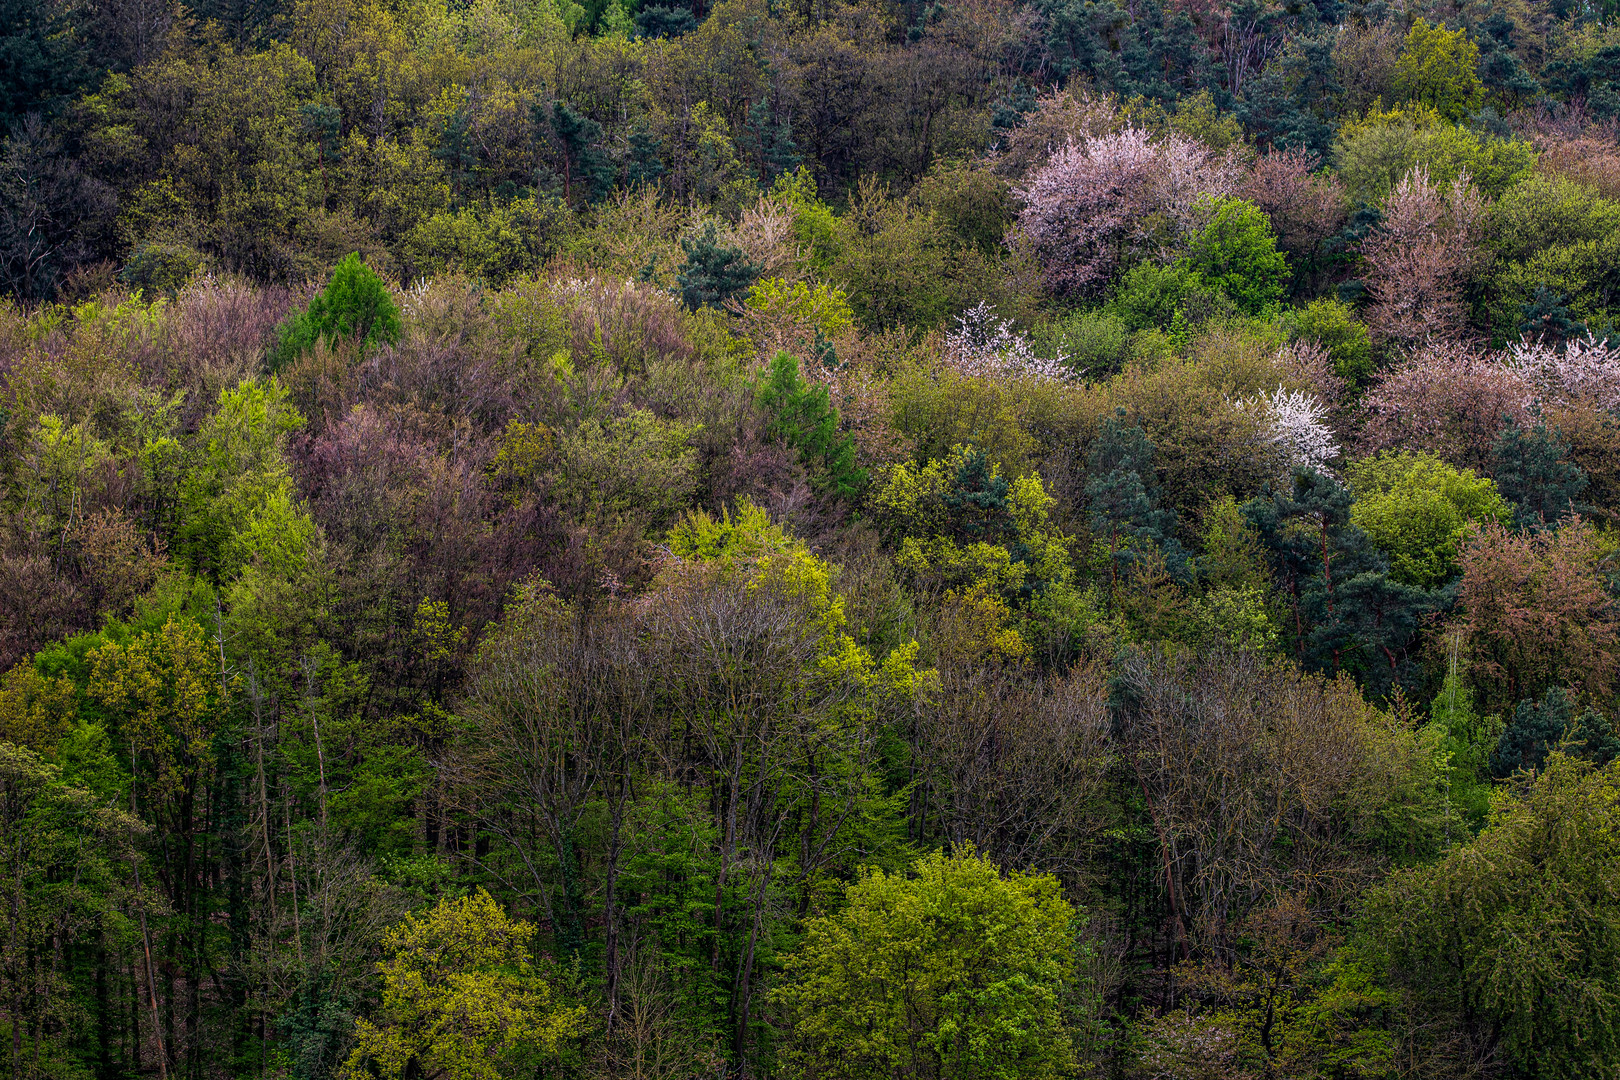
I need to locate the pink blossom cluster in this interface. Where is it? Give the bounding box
[1013,127,1241,296]
[1360,341,1533,470]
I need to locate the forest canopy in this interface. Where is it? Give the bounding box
[6,0,1620,1076]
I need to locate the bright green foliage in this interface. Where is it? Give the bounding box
[1278,298,1375,387]
[403,198,567,286]
[1347,451,1511,588]
[1427,653,1495,828]
[87,615,223,789]
[755,351,866,499]
[341,890,587,1080]
[0,661,75,752]
[274,253,402,367]
[175,378,314,584]
[1333,105,1537,203]
[1370,754,1620,1080]
[1183,198,1288,315]
[1393,20,1484,121]
[1485,176,1620,338]
[677,222,759,310]
[744,278,855,338]
[1109,261,1209,331]
[870,445,1073,605]
[777,846,1079,1080]
[772,167,842,274]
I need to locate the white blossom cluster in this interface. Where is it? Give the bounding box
[1242,385,1339,477]
[943,302,1071,382]
[1507,334,1620,411]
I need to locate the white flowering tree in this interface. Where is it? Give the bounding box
[943,303,1071,382]
[1243,385,1339,477]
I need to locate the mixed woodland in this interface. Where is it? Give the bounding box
[7,0,1620,1075]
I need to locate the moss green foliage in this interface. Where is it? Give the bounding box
[1278,297,1375,386]
[1347,451,1511,588]
[1109,261,1210,332]
[1370,754,1620,1079]
[1393,19,1484,122]
[1333,105,1537,203]
[1032,308,1132,376]
[777,847,1078,1080]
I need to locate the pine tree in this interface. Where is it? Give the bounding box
[1085,415,1186,599]
[1492,687,1620,777]
[742,98,801,182]
[1244,468,1433,692]
[548,101,615,205]
[676,222,758,311]
[1517,286,1587,345]
[1490,419,1589,529]
[626,125,665,188]
[634,4,697,37]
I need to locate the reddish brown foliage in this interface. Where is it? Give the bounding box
[1459,519,1619,713]
[1359,167,1485,345]
[1360,341,1531,471]
[1534,136,1620,200]
[164,279,294,427]
[1238,149,1348,264]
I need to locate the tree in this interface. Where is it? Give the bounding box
[1238,149,1348,277]
[1370,754,1620,1079]
[0,0,88,126]
[1112,648,1450,968]
[272,253,401,368]
[1458,519,1619,715]
[1085,415,1186,598]
[1490,420,1590,530]
[1358,167,1484,345]
[676,222,759,311]
[1012,127,1238,296]
[1360,342,1532,473]
[1491,687,1620,778]
[339,891,587,1080]
[776,846,1078,1080]
[0,743,138,1076]
[755,351,866,499]
[1243,469,1433,691]
[1347,451,1511,589]
[1277,298,1373,387]
[174,378,315,585]
[549,101,615,206]
[1184,197,1289,314]
[1392,20,1483,122]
